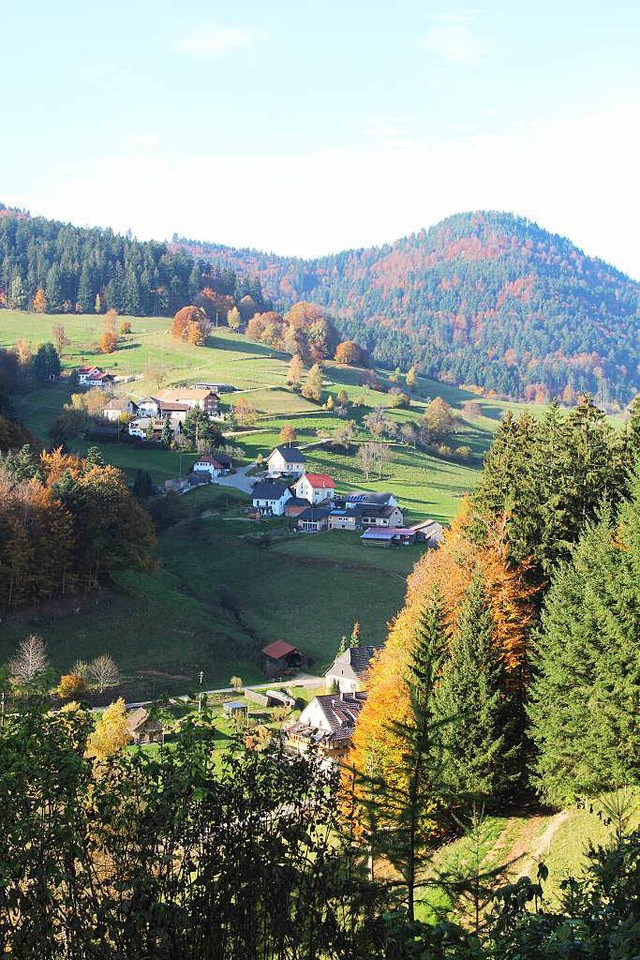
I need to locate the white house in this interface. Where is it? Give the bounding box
[267,445,306,478]
[77,366,115,389]
[251,481,292,516]
[294,473,336,505]
[192,453,232,479]
[102,398,138,422]
[285,692,367,758]
[155,388,220,416]
[137,397,161,418]
[325,647,379,693]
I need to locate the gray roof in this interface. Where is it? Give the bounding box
[346,491,394,506]
[252,481,291,500]
[311,692,368,741]
[297,506,332,522]
[270,445,306,463]
[362,504,401,519]
[325,646,380,682]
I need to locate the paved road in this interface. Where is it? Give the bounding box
[124,674,323,711]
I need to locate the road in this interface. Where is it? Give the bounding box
[124,673,323,711]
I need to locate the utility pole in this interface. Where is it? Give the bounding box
[198,670,204,714]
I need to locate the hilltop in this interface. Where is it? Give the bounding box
[177,211,640,405]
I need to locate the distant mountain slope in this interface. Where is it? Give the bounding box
[177,212,640,404]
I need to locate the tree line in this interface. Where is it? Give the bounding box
[0,444,155,608]
[0,699,636,958]
[0,209,267,318]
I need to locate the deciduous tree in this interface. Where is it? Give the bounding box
[86,698,130,760]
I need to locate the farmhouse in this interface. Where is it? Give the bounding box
[296,505,332,532]
[155,387,220,416]
[285,692,367,758]
[267,445,306,478]
[126,708,164,745]
[295,472,336,505]
[192,453,232,478]
[102,397,138,421]
[128,417,162,440]
[325,646,380,693]
[252,481,292,516]
[260,640,309,678]
[77,366,115,389]
[360,527,417,547]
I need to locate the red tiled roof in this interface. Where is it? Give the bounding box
[262,639,298,659]
[303,473,336,488]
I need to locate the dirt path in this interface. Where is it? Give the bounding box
[516,810,570,878]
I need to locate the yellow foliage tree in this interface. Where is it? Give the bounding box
[33,288,47,313]
[86,699,130,761]
[58,673,88,699]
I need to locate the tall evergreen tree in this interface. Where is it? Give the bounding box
[433,573,520,803]
[529,499,640,805]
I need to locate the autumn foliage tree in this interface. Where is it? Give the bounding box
[99,332,118,354]
[33,288,46,313]
[334,340,364,365]
[171,305,208,343]
[279,424,297,444]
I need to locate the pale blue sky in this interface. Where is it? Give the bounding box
[2,0,640,276]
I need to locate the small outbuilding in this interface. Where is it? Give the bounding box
[126,708,164,745]
[260,640,309,678]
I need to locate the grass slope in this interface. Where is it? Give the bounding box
[0,310,532,690]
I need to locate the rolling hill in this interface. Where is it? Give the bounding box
[177,211,640,405]
[2,202,639,403]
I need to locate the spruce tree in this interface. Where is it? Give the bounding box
[529,502,640,805]
[363,592,448,922]
[434,573,519,803]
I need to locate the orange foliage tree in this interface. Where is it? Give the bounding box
[99,332,118,354]
[171,305,207,342]
[33,288,47,313]
[349,511,534,792]
[334,340,364,365]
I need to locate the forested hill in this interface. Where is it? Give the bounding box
[1,203,639,402]
[177,212,640,404]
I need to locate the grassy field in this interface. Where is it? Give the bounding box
[0,484,425,695]
[0,309,532,691]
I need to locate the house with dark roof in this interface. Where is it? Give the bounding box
[260,640,309,677]
[295,472,336,505]
[284,496,311,519]
[267,445,306,478]
[252,481,292,516]
[325,646,380,693]
[296,505,332,532]
[360,503,404,528]
[327,506,364,530]
[285,692,367,758]
[192,453,232,479]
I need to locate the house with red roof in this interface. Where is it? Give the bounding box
[260,640,309,677]
[77,366,115,389]
[294,472,336,505]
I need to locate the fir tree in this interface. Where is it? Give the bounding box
[529,500,640,805]
[434,573,519,803]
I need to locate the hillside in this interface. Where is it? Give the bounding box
[0,311,507,695]
[178,211,640,405]
[2,203,638,403]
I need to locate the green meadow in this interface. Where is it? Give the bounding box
[0,310,530,693]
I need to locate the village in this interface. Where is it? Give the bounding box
[70,364,444,762]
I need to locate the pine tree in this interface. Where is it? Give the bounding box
[160,418,173,449]
[45,265,63,313]
[359,592,448,922]
[433,573,519,803]
[529,501,640,805]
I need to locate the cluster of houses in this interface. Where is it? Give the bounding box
[251,444,443,547]
[128,388,221,441]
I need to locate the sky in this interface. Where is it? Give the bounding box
[2,0,640,278]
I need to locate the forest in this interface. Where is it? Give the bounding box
[178,211,640,405]
[2,204,640,403]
